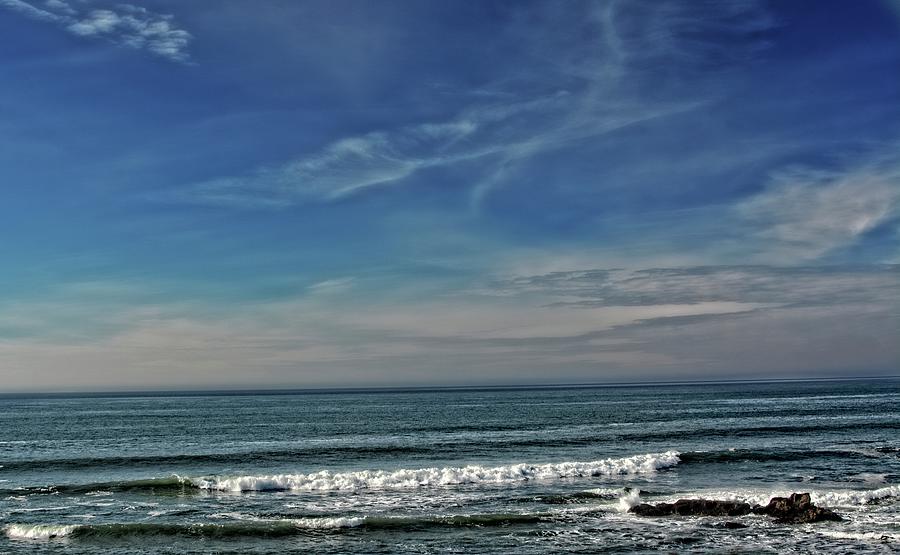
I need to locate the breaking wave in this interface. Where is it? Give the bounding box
[5,452,679,497]
[813,485,900,506]
[191,451,681,492]
[5,524,78,540]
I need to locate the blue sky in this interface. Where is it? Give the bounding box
[0,0,898,391]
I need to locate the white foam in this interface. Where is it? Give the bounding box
[193,451,681,492]
[5,524,77,540]
[292,516,365,529]
[852,473,888,485]
[584,487,627,497]
[818,530,898,542]
[653,485,900,508]
[617,489,642,513]
[812,485,900,506]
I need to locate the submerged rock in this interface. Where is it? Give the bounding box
[629,492,841,524]
[752,492,842,524]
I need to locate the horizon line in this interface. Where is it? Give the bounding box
[1,374,897,398]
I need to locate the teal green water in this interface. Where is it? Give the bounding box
[1,380,898,553]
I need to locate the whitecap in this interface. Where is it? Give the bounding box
[813,485,900,506]
[818,530,898,542]
[292,516,366,529]
[192,451,681,493]
[5,523,77,540]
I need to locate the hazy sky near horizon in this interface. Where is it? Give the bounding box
[1,0,899,391]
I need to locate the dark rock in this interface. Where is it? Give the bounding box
[753,492,842,524]
[630,492,841,524]
[630,499,752,517]
[630,502,676,517]
[722,521,747,529]
[675,499,753,517]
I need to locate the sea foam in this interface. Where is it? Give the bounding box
[292,516,366,529]
[817,530,898,543]
[5,524,77,539]
[654,484,900,508]
[813,485,900,506]
[192,451,681,492]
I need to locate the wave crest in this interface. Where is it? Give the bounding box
[192,451,681,492]
[5,524,77,539]
[813,485,900,506]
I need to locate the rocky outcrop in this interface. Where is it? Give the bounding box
[752,492,842,524]
[629,492,841,524]
[630,499,753,517]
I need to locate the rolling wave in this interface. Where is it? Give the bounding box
[3,476,193,496]
[5,451,680,496]
[621,421,900,442]
[191,451,681,492]
[4,512,553,540]
[3,419,894,475]
[0,445,431,473]
[678,448,883,464]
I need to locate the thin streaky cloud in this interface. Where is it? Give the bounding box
[0,0,59,21]
[170,0,775,210]
[174,92,701,209]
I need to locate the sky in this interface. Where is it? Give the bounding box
[0,0,898,392]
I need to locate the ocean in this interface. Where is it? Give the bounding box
[1,379,898,553]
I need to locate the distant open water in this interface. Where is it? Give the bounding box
[1,379,898,553]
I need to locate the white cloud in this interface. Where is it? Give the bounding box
[43,0,73,14]
[0,1,191,62]
[738,161,900,261]
[0,263,896,391]
[68,6,191,62]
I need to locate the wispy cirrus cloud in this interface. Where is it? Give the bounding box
[0,0,191,62]
[0,0,60,21]
[737,155,900,262]
[174,93,694,208]
[169,0,776,209]
[177,117,484,207]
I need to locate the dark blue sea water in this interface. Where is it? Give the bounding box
[1,379,898,553]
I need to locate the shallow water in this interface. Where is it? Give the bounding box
[1,380,898,553]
